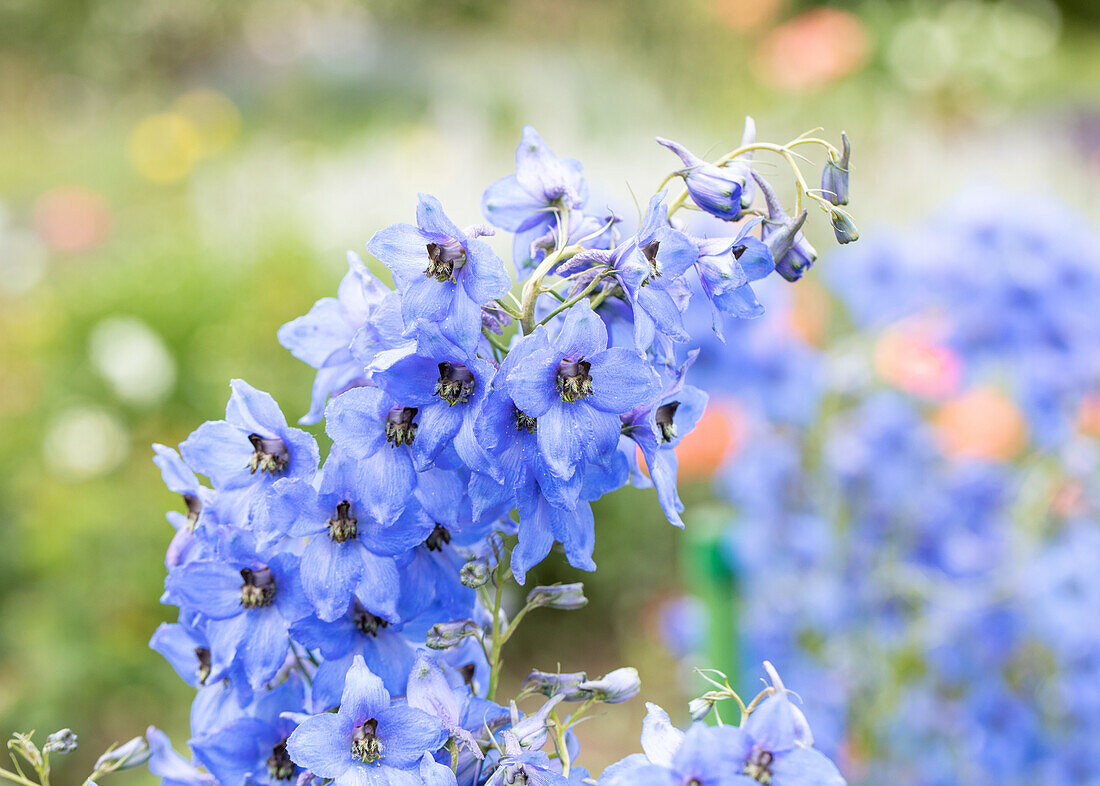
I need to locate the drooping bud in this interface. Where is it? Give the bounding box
[425,240,466,283]
[240,566,276,609]
[425,524,451,551]
[830,210,859,244]
[509,694,564,750]
[577,667,641,704]
[327,500,358,543]
[460,559,490,588]
[522,670,588,700]
[352,600,388,637]
[93,735,150,772]
[426,619,478,650]
[525,583,587,611]
[384,406,418,446]
[752,171,818,282]
[556,359,593,403]
[45,729,78,755]
[655,401,680,443]
[656,137,746,221]
[434,362,476,405]
[350,719,383,764]
[266,740,296,781]
[689,696,715,721]
[248,434,289,475]
[820,131,850,206]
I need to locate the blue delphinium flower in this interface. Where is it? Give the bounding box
[751,171,817,282]
[656,137,748,221]
[367,193,510,355]
[286,655,448,786]
[145,727,217,786]
[179,380,320,504]
[620,351,708,528]
[370,338,497,471]
[481,126,589,276]
[263,447,432,622]
[503,301,661,481]
[323,385,422,524]
[277,251,404,424]
[163,532,310,689]
[606,192,699,351]
[189,674,307,786]
[693,220,776,336]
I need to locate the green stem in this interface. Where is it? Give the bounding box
[486,546,511,701]
[536,270,613,328]
[0,769,40,786]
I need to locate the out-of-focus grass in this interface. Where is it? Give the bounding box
[1,1,1099,782]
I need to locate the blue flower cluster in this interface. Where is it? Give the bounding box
[147,123,856,785]
[672,189,1100,785]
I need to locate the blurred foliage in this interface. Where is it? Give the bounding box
[0,0,1098,783]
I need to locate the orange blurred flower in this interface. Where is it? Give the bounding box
[673,397,747,480]
[1077,393,1100,437]
[873,324,962,400]
[754,8,871,91]
[932,386,1027,462]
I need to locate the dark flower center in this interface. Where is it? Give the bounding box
[641,239,661,283]
[556,358,593,403]
[743,748,774,784]
[425,241,466,283]
[655,401,680,443]
[732,243,748,259]
[457,663,477,686]
[195,647,211,685]
[351,719,382,764]
[248,434,289,475]
[328,500,358,543]
[240,566,276,609]
[266,740,295,781]
[425,524,451,552]
[434,362,476,405]
[353,600,388,637]
[514,407,538,433]
[385,406,418,446]
[183,494,201,525]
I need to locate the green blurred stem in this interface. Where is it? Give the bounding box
[682,504,740,694]
[487,542,511,701]
[0,768,39,786]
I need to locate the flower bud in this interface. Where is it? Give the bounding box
[93,735,150,772]
[688,697,715,721]
[510,694,564,750]
[426,619,478,650]
[525,583,587,611]
[460,560,490,589]
[656,137,746,221]
[522,670,588,700]
[820,132,851,206]
[577,667,641,704]
[830,210,859,244]
[45,729,78,754]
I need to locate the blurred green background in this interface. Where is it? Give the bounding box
[1,0,1098,781]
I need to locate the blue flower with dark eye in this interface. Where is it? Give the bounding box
[484,731,573,786]
[324,385,424,525]
[481,126,589,277]
[278,251,405,425]
[149,619,225,689]
[370,338,497,472]
[620,352,708,529]
[367,194,510,355]
[286,655,448,786]
[502,301,661,482]
[290,600,416,709]
[263,447,433,622]
[163,532,310,690]
[693,222,776,339]
[178,380,320,503]
[407,653,509,762]
[189,674,308,786]
[656,137,747,221]
[607,193,699,351]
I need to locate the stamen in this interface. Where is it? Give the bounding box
[266,740,295,781]
[247,434,289,476]
[655,401,680,443]
[352,600,388,637]
[351,719,382,764]
[384,407,418,447]
[556,359,594,403]
[425,241,466,283]
[514,407,538,433]
[240,566,276,609]
[425,524,451,552]
[434,362,476,405]
[327,500,358,543]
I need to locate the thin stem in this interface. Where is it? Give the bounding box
[0,769,39,786]
[536,270,614,327]
[486,548,511,701]
[549,711,572,777]
[287,639,313,687]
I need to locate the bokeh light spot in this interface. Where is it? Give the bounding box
[89,315,177,406]
[126,112,203,184]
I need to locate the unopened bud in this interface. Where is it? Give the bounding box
[522,670,588,700]
[460,560,490,589]
[525,583,587,611]
[689,697,715,721]
[93,735,150,772]
[577,667,641,704]
[45,729,78,754]
[426,619,478,650]
[830,210,859,244]
[820,131,851,206]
